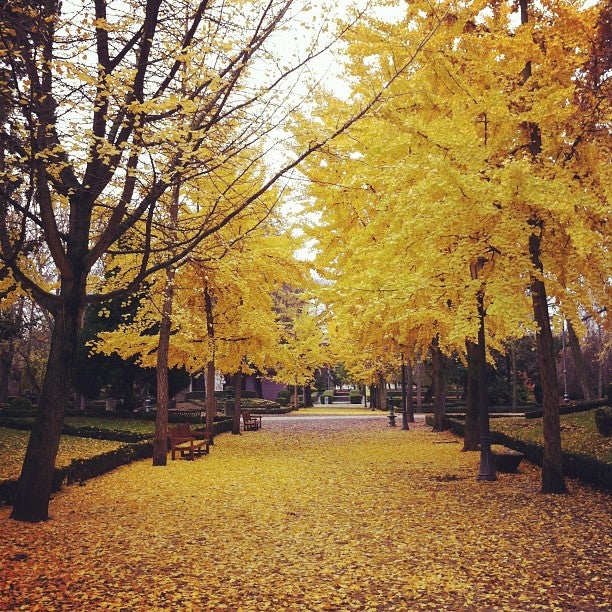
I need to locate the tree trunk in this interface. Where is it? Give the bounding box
[401,357,409,430]
[152,267,175,466]
[204,284,216,444]
[406,360,415,423]
[11,298,81,522]
[377,373,387,413]
[415,360,423,413]
[463,340,480,451]
[304,384,313,407]
[369,384,377,410]
[431,337,447,431]
[232,371,242,435]
[529,231,568,494]
[0,343,14,403]
[205,360,215,444]
[475,288,496,481]
[511,341,518,410]
[519,0,566,493]
[566,320,594,400]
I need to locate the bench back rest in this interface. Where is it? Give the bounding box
[169,423,192,440]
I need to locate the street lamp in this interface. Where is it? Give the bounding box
[470,258,497,481]
[387,396,397,427]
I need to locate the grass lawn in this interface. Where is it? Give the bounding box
[64,416,156,435]
[491,408,612,463]
[0,428,125,481]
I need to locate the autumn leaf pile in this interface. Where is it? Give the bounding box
[1,417,610,611]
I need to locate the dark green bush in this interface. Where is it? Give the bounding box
[595,407,612,437]
[241,398,283,413]
[320,390,334,404]
[277,389,291,406]
[349,390,363,404]
[1,397,37,416]
[8,397,34,412]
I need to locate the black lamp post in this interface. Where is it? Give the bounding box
[470,258,497,481]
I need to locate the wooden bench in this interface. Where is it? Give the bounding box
[168,423,209,460]
[242,411,262,431]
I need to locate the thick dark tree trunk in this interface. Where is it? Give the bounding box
[566,320,594,400]
[152,268,175,466]
[415,360,423,413]
[475,289,496,481]
[0,344,14,403]
[377,374,387,413]
[511,342,518,410]
[204,284,216,444]
[406,361,414,422]
[431,337,448,432]
[11,299,81,522]
[401,358,409,430]
[519,0,566,493]
[205,361,215,444]
[463,340,480,451]
[369,384,377,409]
[304,384,313,407]
[232,371,242,435]
[530,231,568,494]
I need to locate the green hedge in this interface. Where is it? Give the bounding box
[319,390,334,404]
[525,398,609,419]
[0,441,153,505]
[276,389,291,406]
[240,398,285,413]
[595,407,612,436]
[349,390,363,404]
[241,390,259,399]
[0,418,235,505]
[435,415,611,492]
[184,391,205,400]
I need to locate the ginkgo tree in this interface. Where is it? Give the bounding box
[92,199,317,457]
[272,287,329,409]
[298,0,610,492]
[0,0,377,522]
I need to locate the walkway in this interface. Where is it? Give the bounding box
[1,415,610,611]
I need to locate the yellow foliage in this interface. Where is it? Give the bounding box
[296,0,610,380]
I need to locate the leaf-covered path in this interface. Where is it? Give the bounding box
[1,416,610,611]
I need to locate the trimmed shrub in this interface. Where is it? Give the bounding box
[1,397,37,417]
[8,397,34,412]
[526,398,609,419]
[349,390,363,404]
[277,389,291,406]
[320,389,334,404]
[185,391,205,400]
[241,398,284,413]
[595,407,612,437]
